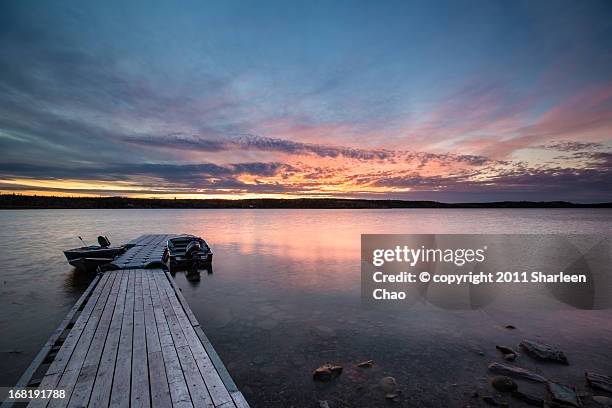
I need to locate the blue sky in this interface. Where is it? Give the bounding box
[0,0,611,201]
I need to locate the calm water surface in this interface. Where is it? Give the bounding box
[1,209,611,407]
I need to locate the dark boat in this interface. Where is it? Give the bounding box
[64,236,125,271]
[165,234,213,271]
[68,257,116,271]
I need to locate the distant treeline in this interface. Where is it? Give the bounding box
[1,194,610,209]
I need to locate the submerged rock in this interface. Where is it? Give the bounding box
[496,345,515,354]
[313,364,343,382]
[519,340,569,365]
[496,345,517,362]
[318,401,331,408]
[488,362,548,383]
[490,376,517,392]
[356,360,374,368]
[482,395,501,406]
[547,382,581,407]
[380,376,399,399]
[511,390,544,407]
[586,372,612,394]
[593,396,612,406]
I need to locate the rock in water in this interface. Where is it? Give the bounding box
[482,395,500,406]
[496,345,517,362]
[496,345,515,354]
[593,396,612,406]
[380,376,399,399]
[505,325,516,329]
[511,390,544,407]
[547,382,581,408]
[519,340,569,365]
[313,364,343,382]
[491,376,518,392]
[586,372,612,393]
[356,359,374,368]
[488,362,548,383]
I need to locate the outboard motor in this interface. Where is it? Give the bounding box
[97,235,111,248]
[185,240,202,259]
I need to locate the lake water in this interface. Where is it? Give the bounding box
[1,209,611,407]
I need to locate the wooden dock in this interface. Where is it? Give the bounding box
[7,235,249,408]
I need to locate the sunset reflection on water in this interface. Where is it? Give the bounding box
[1,209,611,406]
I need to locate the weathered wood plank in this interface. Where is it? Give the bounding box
[163,270,199,327]
[131,270,151,408]
[165,268,245,406]
[142,272,171,408]
[88,271,129,407]
[148,272,193,408]
[25,274,110,408]
[192,328,239,393]
[65,270,124,408]
[230,391,250,408]
[44,272,120,408]
[154,271,233,407]
[109,270,135,408]
[154,274,214,406]
[143,270,162,354]
[147,351,172,408]
[175,345,214,408]
[161,345,194,408]
[154,272,188,349]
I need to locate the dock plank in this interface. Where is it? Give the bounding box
[155,272,234,407]
[163,270,200,327]
[88,270,129,407]
[109,270,135,408]
[230,391,251,408]
[131,270,151,408]
[65,270,124,408]
[152,272,216,407]
[46,272,120,408]
[142,271,172,408]
[175,345,215,408]
[148,272,193,408]
[29,272,116,408]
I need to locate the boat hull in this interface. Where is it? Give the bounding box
[64,246,124,261]
[168,253,213,271]
[68,257,115,272]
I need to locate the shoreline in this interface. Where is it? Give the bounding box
[1,195,611,209]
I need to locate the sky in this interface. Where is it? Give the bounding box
[0,0,611,202]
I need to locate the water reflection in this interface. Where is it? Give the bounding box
[63,266,98,292]
[168,264,214,287]
[1,209,612,407]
